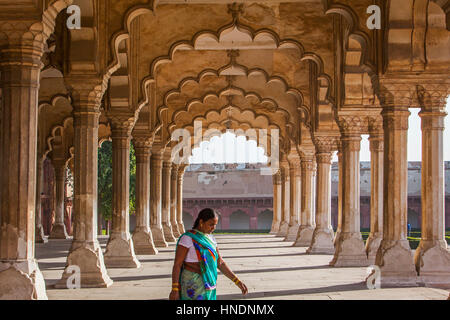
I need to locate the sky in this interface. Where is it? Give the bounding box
[189,96,450,164]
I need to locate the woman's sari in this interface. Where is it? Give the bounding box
[176,229,218,300]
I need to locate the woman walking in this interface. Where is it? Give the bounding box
[169,208,248,300]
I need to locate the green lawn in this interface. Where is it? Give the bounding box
[213,229,450,250]
[361,230,450,249]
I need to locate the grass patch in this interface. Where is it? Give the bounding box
[360,230,450,249]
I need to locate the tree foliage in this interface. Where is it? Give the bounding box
[98,140,136,222]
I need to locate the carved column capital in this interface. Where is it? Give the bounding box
[368,136,384,152]
[314,136,339,153]
[368,116,384,135]
[171,163,179,180]
[273,169,282,185]
[381,108,410,131]
[133,135,152,160]
[419,109,447,131]
[415,84,449,112]
[66,79,106,114]
[108,113,136,138]
[378,81,415,109]
[338,116,368,135]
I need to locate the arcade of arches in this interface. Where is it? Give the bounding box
[0,0,449,299]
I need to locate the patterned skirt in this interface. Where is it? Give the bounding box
[180,269,207,300]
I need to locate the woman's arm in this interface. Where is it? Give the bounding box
[217,249,248,295]
[169,245,189,300]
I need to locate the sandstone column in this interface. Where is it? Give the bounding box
[161,156,176,242]
[307,138,336,254]
[56,82,112,288]
[177,165,188,234]
[170,163,181,238]
[334,147,343,246]
[104,115,141,268]
[49,161,69,239]
[131,135,158,255]
[285,157,301,241]
[150,146,168,247]
[270,170,282,234]
[366,120,384,265]
[294,156,316,246]
[276,163,290,237]
[0,36,48,299]
[331,119,368,267]
[35,157,48,244]
[375,107,417,286]
[414,94,450,286]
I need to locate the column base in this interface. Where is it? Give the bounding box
[49,223,69,240]
[162,223,176,242]
[55,240,113,288]
[171,222,181,239]
[306,227,335,254]
[132,228,158,255]
[276,222,289,237]
[330,232,369,267]
[293,225,315,247]
[151,226,168,247]
[375,239,418,287]
[284,224,300,241]
[269,221,280,234]
[177,222,186,234]
[35,225,48,244]
[414,240,450,287]
[0,259,48,300]
[333,230,341,247]
[366,233,383,265]
[104,233,141,268]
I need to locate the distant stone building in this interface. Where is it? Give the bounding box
[183,163,274,230]
[183,162,450,230]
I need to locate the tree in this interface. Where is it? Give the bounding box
[98,141,137,224]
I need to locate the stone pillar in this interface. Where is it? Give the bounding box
[307,138,336,254]
[375,107,417,286]
[104,115,141,268]
[0,37,48,299]
[270,170,282,234]
[366,122,384,265]
[150,148,168,247]
[334,147,343,246]
[49,161,69,239]
[177,165,187,234]
[276,163,290,236]
[331,121,368,267]
[35,157,47,244]
[285,157,301,241]
[55,83,112,288]
[161,158,176,242]
[170,163,181,238]
[414,100,450,286]
[294,156,316,246]
[132,136,158,255]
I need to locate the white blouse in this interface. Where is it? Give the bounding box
[178,234,217,263]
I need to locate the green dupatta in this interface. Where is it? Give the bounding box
[176,229,218,300]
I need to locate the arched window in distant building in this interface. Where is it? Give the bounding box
[229,210,250,230]
[257,209,273,230]
[183,211,194,230]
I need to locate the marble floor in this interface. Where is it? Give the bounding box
[36,234,450,300]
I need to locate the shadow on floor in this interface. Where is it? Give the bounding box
[217,245,307,251]
[216,282,370,300]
